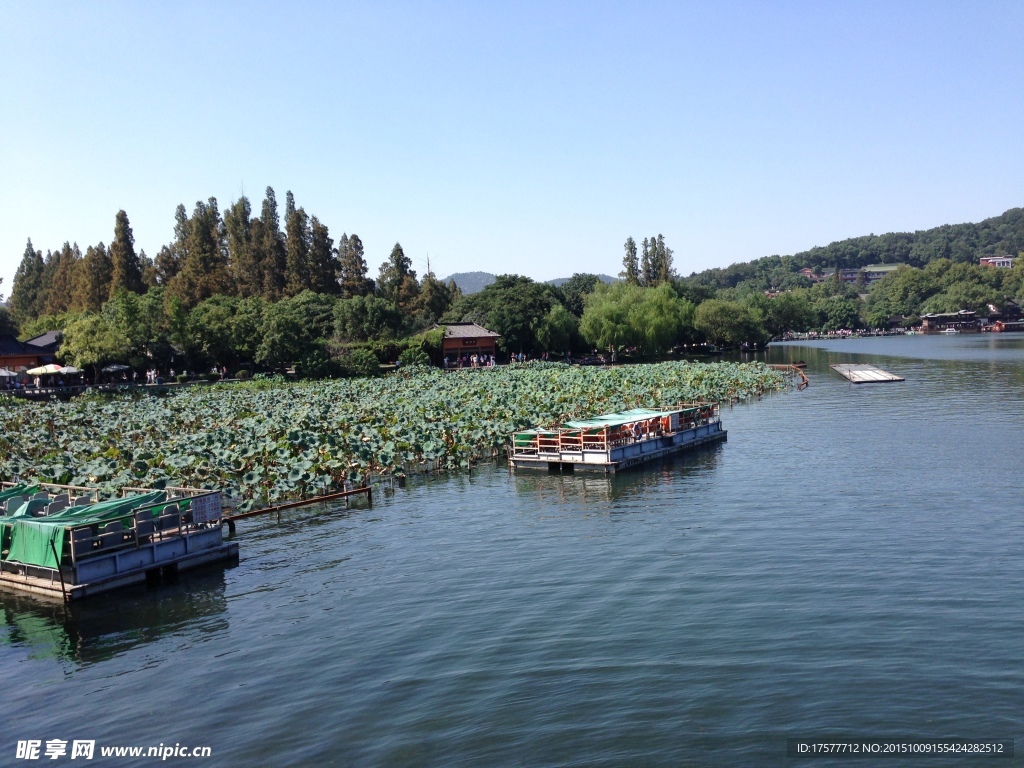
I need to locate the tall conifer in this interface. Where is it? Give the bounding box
[338,233,374,297]
[307,216,340,294]
[621,237,640,285]
[225,197,261,297]
[10,239,45,322]
[73,243,113,312]
[284,191,311,296]
[109,210,145,297]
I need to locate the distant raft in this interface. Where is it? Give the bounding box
[830,364,905,383]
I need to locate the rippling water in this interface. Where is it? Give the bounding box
[3,335,1023,766]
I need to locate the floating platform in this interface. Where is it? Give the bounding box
[509,404,726,474]
[0,485,237,601]
[830,363,905,383]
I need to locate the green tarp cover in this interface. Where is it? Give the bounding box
[2,491,166,569]
[0,483,37,502]
[562,407,695,430]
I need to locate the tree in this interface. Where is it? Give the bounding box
[413,272,457,328]
[108,210,145,297]
[9,239,45,322]
[154,204,188,285]
[621,237,640,285]
[812,295,862,331]
[60,312,131,382]
[377,242,419,313]
[694,299,766,346]
[535,304,579,353]
[652,234,674,284]
[338,233,374,298]
[225,196,261,297]
[307,216,340,295]
[284,191,311,296]
[254,187,286,299]
[168,198,233,307]
[72,243,113,312]
[559,273,602,316]
[333,295,403,341]
[640,238,655,286]
[443,275,557,353]
[255,291,337,368]
[580,282,692,356]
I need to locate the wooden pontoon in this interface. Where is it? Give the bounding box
[830,363,905,383]
[509,404,726,474]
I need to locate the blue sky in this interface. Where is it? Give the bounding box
[2,1,1022,294]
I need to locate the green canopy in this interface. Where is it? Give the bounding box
[562,407,693,430]
[2,491,166,570]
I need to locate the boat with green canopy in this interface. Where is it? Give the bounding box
[509,403,726,473]
[0,483,237,601]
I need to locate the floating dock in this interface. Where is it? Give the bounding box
[830,363,905,383]
[509,404,726,474]
[0,484,237,601]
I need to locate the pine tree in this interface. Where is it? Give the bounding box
[154,204,188,285]
[108,210,145,297]
[307,216,340,294]
[44,242,81,315]
[640,237,655,286]
[139,249,158,287]
[621,237,640,285]
[254,187,286,299]
[284,191,311,296]
[377,242,419,312]
[225,196,261,297]
[338,233,374,297]
[72,243,113,312]
[654,234,674,285]
[10,239,46,322]
[168,198,233,307]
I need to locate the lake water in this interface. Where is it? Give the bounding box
[3,335,1023,766]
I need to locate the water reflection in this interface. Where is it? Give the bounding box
[0,566,230,666]
[512,443,723,509]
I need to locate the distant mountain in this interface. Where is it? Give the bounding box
[547,274,617,288]
[442,272,496,294]
[442,271,618,294]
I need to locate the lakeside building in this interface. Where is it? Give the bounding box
[0,331,61,372]
[920,310,980,333]
[979,256,1015,268]
[436,322,501,366]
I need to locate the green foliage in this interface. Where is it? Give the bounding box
[108,210,145,298]
[333,294,403,342]
[235,369,251,380]
[580,282,694,356]
[60,313,131,375]
[256,291,337,368]
[0,361,786,502]
[398,348,431,367]
[535,304,579,353]
[693,299,767,346]
[340,348,382,378]
[559,273,603,316]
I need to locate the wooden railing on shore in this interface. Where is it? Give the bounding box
[769,364,809,389]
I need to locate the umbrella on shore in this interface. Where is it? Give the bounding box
[60,365,83,374]
[101,364,131,373]
[26,364,63,375]
[0,368,16,378]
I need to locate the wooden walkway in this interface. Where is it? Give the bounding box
[830,364,904,383]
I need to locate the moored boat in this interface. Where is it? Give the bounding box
[0,483,237,601]
[509,404,726,474]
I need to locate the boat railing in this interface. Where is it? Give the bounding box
[509,402,720,458]
[0,491,223,578]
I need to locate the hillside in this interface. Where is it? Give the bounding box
[688,207,1024,289]
[444,271,617,294]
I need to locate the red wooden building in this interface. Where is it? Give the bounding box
[437,323,501,366]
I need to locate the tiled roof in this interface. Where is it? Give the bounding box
[0,334,28,355]
[440,322,501,339]
[24,330,61,350]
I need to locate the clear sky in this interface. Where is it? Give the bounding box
[2,1,1022,294]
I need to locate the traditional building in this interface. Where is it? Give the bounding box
[436,322,501,365]
[980,256,1015,269]
[0,332,61,372]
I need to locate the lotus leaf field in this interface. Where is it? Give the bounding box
[0,362,787,509]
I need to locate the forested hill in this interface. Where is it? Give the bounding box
[444,272,617,294]
[688,207,1024,290]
